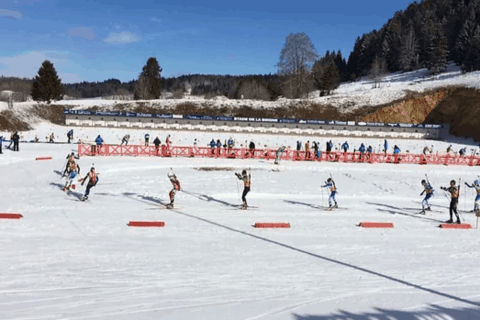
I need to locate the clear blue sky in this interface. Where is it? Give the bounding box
[0,0,416,84]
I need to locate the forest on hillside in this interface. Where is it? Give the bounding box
[1,0,479,103]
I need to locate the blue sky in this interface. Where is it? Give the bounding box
[0,0,416,84]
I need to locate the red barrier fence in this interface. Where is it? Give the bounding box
[78,144,480,166]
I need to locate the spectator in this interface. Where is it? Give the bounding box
[166,135,171,146]
[210,139,216,155]
[12,131,20,152]
[459,147,467,156]
[49,133,55,143]
[305,141,310,159]
[120,134,130,145]
[228,137,234,153]
[67,129,74,143]
[193,138,198,147]
[384,139,388,153]
[153,136,161,155]
[326,140,333,154]
[313,141,319,158]
[341,141,349,152]
[93,135,103,154]
[249,141,255,156]
[446,145,454,154]
[359,143,366,160]
[33,135,39,143]
[367,145,373,153]
[216,139,222,155]
[296,140,302,158]
[144,133,150,146]
[0,135,3,154]
[394,145,401,154]
[359,143,366,153]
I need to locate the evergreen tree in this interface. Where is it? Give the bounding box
[399,26,419,71]
[30,60,64,103]
[426,30,449,75]
[455,17,480,72]
[314,59,339,96]
[135,57,162,100]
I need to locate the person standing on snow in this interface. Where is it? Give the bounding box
[274,146,286,164]
[465,180,480,213]
[235,169,251,209]
[322,177,338,210]
[67,129,74,143]
[153,136,161,155]
[144,133,150,146]
[341,141,349,153]
[166,172,181,209]
[420,179,435,214]
[0,135,3,154]
[80,167,99,201]
[440,180,461,224]
[384,139,388,153]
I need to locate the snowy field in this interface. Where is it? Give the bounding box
[1,134,480,319]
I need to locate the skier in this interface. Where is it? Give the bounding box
[274,146,286,164]
[63,152,80,177]
[144,133,150,146]
[235,169,251,209]
[423,146,432,155]
[166,172,181,209]
[120,134,130,145]
[63,165,79,191]
[321,177,338,210]
[420,179,435,214]
[80,167,99,201]
[67,129,73,143]
[464,180,480,213]
[440,180,461,224]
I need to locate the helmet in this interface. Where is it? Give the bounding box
[242,170,247,176]
[450,180,456,186]
[327,178,332,182]
[475,180,479,186]
[421,180,426,185]
[90,167,95,171]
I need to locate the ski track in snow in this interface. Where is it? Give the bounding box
[1,137,480,319]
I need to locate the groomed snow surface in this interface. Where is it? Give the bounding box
[1,129,480,320]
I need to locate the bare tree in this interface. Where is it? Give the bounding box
[277,32,318,98]
[134,75,150,100]
[369,55,387,88]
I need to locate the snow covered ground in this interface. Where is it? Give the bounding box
[1,129,480,319]
[1,62,479,114]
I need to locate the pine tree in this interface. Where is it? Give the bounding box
[319,60,340,96]
[135,57,162,100]
[455,17,480,72]
[399,26,419,71]
[30,60,64,103]
[426,31,449,75]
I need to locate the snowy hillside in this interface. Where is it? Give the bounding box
[1,139,480,320]
[1,62,479,117]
